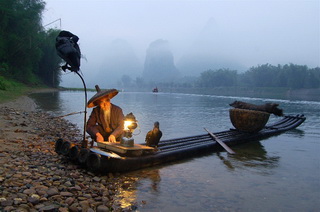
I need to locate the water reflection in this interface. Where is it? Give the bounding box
[29,91,62,112]
[218,142,280,172]
[28,91,319,211]
[226,142,280,174]
[286,128,305,137]
[216,152,235,170]
[113,169,161,209]
[113,141,280,210]
[114,180,137,209]
[134,169,161,192]
[29,91,87,130]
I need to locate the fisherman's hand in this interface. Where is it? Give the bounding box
[108,135,116,143]
[96,133,104,142]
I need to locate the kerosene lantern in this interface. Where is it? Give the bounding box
[120,112,138,147]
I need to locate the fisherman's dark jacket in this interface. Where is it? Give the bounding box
[86,104,124,140]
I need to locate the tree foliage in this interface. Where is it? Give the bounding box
[240,64,319,89]
[0,0,62,87]
[198,69,237,88]
[194,64,319,89]
[0,0,318,91]
[37,29,62,87]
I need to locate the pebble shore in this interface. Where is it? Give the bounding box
[0,104,137,212]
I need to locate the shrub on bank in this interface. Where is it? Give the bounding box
[0,76,30,103]
[0,76,13,91]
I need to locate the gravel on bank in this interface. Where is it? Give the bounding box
[0,96,138,212]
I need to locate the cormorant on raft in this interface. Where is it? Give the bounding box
[145,121,162,147]
[55,30,81,72]
[230,101,283,116]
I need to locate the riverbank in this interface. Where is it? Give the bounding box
[0,94,135,211]
[156,87,320,102]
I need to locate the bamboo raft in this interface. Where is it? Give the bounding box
[55,114,306,173]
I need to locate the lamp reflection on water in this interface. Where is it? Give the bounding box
[112,170,161,210]
[114,181,137,209]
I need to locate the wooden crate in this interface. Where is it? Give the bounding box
[97,141,155,156]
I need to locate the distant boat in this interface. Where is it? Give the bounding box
[152,87,158,93]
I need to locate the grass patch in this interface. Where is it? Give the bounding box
[0,76,41,103]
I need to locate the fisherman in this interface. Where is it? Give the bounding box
[86,85,124,144]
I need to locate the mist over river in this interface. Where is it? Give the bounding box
[29,91,320,211]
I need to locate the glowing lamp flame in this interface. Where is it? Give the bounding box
[123,112,138,132]
[124,120,133,131]
[121,113,138,147]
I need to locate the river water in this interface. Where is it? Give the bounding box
[29,91,320,212]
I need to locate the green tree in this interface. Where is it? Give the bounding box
[238,63,320,89]
[0,0,45,82]
[244,64,279,87]
[199,69,237,88]
[304,67,320,88]
[38,29,62,87]
[0,0,63,87]
[283,64,307,89]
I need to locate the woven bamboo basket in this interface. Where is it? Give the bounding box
[229,108,270,132]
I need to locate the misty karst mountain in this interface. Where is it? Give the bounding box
[143,39,180,83]
[177,18,246,76]
[63,18,256,88]
[94,39,142,86]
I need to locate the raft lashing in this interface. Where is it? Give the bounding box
[55,114,306,173]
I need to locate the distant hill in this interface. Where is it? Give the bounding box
[94,39,143,86]
[142,39,181,82]
[177,17,247,76]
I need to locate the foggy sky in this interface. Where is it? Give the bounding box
[43,0,320,88]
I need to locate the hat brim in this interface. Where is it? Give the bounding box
[87,89,118,108]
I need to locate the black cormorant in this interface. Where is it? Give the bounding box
[145,121,162,147]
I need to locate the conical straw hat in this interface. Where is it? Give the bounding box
[87,85,118,108]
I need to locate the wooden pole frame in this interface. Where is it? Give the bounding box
[204,128,236,154]
[75,72,88,148]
